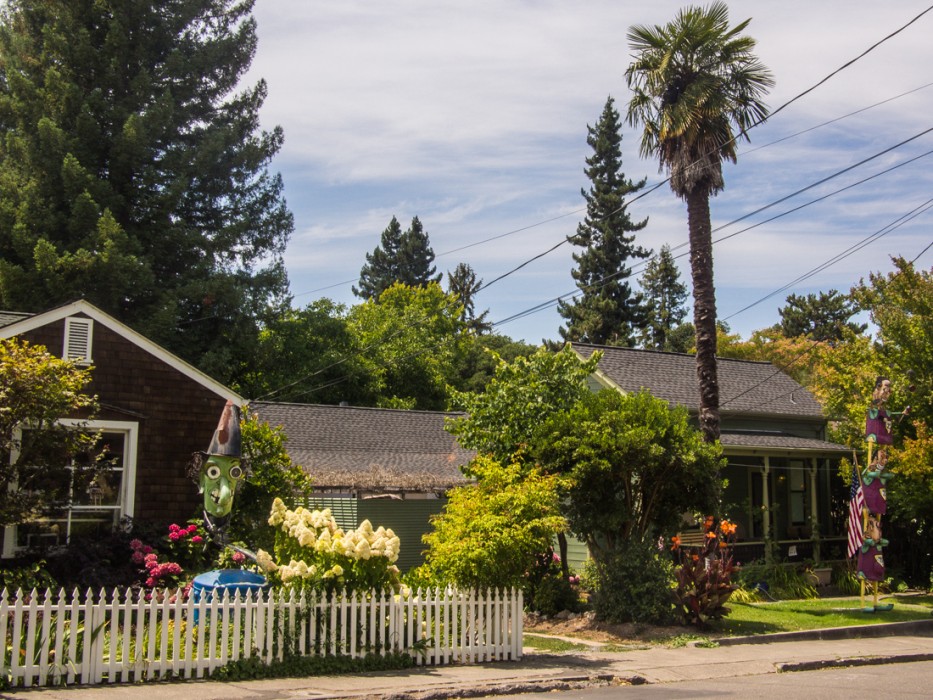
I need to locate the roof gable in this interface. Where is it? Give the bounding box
[573,343,825,418]
[250,402,474,490]
[0,300,242,404]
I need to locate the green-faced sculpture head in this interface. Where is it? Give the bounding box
[199,401,244,519]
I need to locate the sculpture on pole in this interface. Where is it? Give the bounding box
[852,375,911,612]
[190,400,246,542]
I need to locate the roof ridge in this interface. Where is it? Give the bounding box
[249,400,463,417]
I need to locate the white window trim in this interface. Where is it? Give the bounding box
[2,419,138,558]
[63,316,94,365]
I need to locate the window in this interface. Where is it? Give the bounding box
[789,459,807,525]
[64,317,93,364]
[2,420,137,556]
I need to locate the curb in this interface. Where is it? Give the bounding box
[776,652,933,673]
[716,619,933,646]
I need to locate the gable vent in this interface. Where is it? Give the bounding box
[64,317,93,364]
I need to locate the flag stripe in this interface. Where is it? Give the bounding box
[847,465,866,559]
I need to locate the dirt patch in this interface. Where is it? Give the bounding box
[524,611,686,644]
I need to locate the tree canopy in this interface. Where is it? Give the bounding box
[559,96,649,346]
[354,216,442,300]
[639,244,689,350]
[0,0,292,384]
[778,289,866,341]
[534,389,723,559]
[0,337,98,527]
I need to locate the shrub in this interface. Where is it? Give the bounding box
[524,551,581,616]
[736,560,818,599]
[581,540,675,624]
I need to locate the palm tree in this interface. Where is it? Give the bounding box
[625,2,773,442]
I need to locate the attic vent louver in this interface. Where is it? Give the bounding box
[64,317,93,365]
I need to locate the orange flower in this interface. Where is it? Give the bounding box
[691,554,700,562]
[719,541,728,549]
[706,531,716,540]
[670,535,681,551]
[703,515,715,531]
[719,520,737,536]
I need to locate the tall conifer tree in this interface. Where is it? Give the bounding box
[639,245,688,350]
[559,96,649,346]
[0,1,293,382]
[354,216,441,300]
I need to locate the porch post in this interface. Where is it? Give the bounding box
[810,458,821,562]
[762,456,771,565]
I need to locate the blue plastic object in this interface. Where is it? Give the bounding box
[191,569,268,623]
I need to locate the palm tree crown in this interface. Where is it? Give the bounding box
[625,1,773,198]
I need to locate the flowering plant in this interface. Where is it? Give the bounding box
[164,519,210,571]
[129,538,185,589]
[671,516,738,628]
[261,498,402,594]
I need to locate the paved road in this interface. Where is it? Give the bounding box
[500,659,933,698]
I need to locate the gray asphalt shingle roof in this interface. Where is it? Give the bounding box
[249,402,474,491]
[573,343,826,418]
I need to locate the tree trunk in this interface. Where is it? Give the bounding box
[686,189,720,442]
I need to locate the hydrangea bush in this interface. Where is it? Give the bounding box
[258,498,402,594]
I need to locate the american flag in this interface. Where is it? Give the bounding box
[847,465,866,559]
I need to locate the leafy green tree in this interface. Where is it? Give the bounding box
[0,338,98,527]
[534,389,723,559]
[559,96,650,346]
[354,216,442,300]
[238,299,373,405]
[450,333,536,395]
[625,2,773,441]
[446,262,491,333]
[779,289,867,341]
[419,455,565,590]
[446,344,600,466]
[347,282,467,410]
[639,245,689,350]
[0,0,292,384]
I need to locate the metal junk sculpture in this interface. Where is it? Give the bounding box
[189,400,268,601]
[850,375,911,612]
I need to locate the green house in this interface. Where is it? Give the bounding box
[572,343,853,566]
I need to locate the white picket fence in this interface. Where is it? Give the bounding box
[0,585,523,688]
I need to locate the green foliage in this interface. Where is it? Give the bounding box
[534,389,724,556]
[558,96,650,346]
[354,216,442,300]
[446,344,600,466]
[639,245,689,350]
[449,333,537,395]
[735,561,818,600]
[446,262,491,333]
[210,650,414,681]
[779,289,867,341]
[420,456,565,590]
[525,552,582,617]
[348,282,468,410]
[0,338,98,527]
[580,539,675,624]
[0,0,292,385]
[227,415,314,552]
[671,518,738,627]
[0,559,57,592]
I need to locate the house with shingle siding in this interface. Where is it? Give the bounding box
[573,343,853,564]
[248,401,475,570]
[1,300,243,556]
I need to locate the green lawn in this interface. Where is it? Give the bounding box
[710,593,933,637]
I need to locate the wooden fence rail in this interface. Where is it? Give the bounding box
[0,585,523,687]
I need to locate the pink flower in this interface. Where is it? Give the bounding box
[144,553,158,566]
[145,577,155,587]
[191,535,203,544]
[131,551,145,564]
[129,539,144,550]
[168,531,183,542]
[187,524,198,534]
[168,523,180,533]
[232,552,246,564]
[143,545,153,554]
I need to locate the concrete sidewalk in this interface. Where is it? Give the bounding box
[4,622,933,700]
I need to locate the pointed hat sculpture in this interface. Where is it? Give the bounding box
[206,400,242,458]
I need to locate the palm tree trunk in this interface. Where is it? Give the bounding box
[686,189,720,442]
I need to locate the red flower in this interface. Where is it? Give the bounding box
[191,535,203,544]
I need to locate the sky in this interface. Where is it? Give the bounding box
[244,0,933,345]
